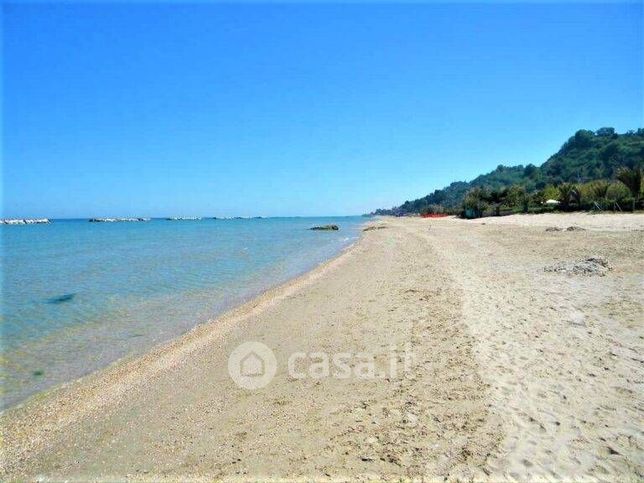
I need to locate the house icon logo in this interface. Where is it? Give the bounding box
[228,341,277,389]
[240,351,265,377]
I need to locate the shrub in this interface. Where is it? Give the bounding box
[580,180,610,209]
[606,182,631,209]
[616,166,643,211]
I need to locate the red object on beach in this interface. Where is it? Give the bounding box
[421,213,449,218]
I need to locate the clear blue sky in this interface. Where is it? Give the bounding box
[2,2,642,218]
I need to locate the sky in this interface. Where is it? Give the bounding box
[2,2,642,218]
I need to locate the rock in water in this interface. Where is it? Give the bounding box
[89,218,150,223]
[47,293,76,304]
[309,225,339,231]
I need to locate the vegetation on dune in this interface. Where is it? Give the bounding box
[616,166,643,212]
[373,128,644,216]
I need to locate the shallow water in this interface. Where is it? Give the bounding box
[0,217,364,409]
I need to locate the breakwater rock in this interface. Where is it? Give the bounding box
[309,225,339,231]
[1,218,50,225]
[89,218,150,223]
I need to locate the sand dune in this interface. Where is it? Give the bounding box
[2,213,642,480]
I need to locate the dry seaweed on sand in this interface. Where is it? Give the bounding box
[545,226,587,232]
[544,256,612,276]
[363,225,388,232]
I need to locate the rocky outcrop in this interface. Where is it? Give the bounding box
[1,218,50,225]
[166,217,202,221]
[310,225,339,231]
[47,293,75,304]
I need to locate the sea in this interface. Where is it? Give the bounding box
[0,216,365,409]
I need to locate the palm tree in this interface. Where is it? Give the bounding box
[588,180,610,209]
[590,180,610,200]
[616,166,643,211]
[485,188,508,216]
[557,183,580,211]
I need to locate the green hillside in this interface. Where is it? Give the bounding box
[374,127,644,215]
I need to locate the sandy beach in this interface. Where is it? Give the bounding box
[2,213,643,480]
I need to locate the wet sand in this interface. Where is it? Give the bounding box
[2,213,643,480]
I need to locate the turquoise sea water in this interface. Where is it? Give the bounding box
[0,217,364,409]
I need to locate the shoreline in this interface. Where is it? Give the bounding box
[2,213,642,480]
[1,219,363,412]
[1,230,365,471]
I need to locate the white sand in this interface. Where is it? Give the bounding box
[2,213,642,480]
[455,211,644,231]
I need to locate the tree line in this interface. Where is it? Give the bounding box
[373,128,644,217]
[461,166,642,218]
